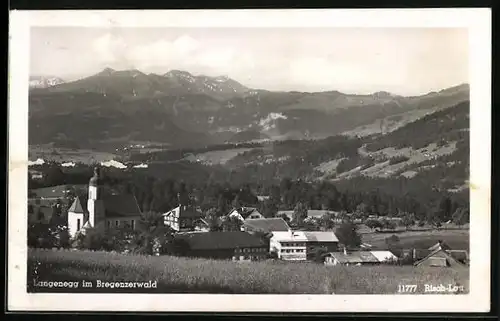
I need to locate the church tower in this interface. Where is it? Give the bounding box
[87,167,105,228]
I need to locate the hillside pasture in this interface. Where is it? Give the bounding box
[361,229,469,251]
[184,148,254,165]
[331,141,458,180]
[28,248,468,294]
[29,145,119,165]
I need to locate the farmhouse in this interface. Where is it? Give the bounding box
[67,167,142,237]
[227,207,264,221]
[242,217,291,234]
[175,231,268,261]
[413,241,468,267]
[163,205,206,232]
[324,250,397,266]
[270,230,339,261]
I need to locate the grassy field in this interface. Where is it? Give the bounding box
[28,248,469,294]
[361,228,469,251]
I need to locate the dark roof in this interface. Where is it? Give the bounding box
[428,241,451,252]
[176,232,267,251]
[413,249,434,260]
[447,250,468,263]
[68,196,87,214]
[179,206,203,219]
[243,218,290,233]
[103,194,141,218]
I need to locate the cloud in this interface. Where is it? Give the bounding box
[92,33,128,64]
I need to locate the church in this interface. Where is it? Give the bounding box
[67,167,142,237]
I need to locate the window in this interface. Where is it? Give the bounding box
[107,221,111,228]
[77,219,81,231]
[131,220,135,229]
[115,220,119,227]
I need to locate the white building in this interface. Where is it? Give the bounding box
[67,167,142,237]
[270,231,308,261]
[270,230,340,261]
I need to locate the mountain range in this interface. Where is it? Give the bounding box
[29,68,470,150]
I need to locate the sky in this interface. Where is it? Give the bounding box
[30,27,469,95]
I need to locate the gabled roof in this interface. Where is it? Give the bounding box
[243,218,290,233]
[370,251,398,262]
[103,194,142,218]
[303,231,339,242]
[447,250,468,263]
[176,231,266,251]
[230,207,261,219]
[165,205,203,219]
[428,241,451,252]
[329,251,380,264]
[68,196,87,214]
[414,248,464,267]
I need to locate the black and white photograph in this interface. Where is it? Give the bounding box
[8,9,491,312]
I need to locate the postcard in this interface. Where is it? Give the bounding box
[7,8,491,312]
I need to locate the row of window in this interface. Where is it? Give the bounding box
[75,219,137,231]
[281,242,306,247]
[281,249,305,253]
[235,248,267,253]
[233,255,262,261]
[107,220,136,229]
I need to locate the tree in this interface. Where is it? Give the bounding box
[335,221,361,248]
[44,166,65,186]
[131,211,175,255]
[319,213,336,231]
[365,219,382,231]
[232,194,241,209]
[401,214,416,230]
[221,216,243,232]
[452,207,469,228]
[205,208,223,232]
[293,202,308,225]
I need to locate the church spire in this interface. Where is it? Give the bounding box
[89,167,101,187]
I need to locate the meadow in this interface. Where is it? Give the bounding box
[361,228,470,251]
[28,248,469,294]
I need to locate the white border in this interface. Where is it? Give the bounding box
[8,9,491,312]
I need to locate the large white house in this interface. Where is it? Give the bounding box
[67,167,142,237]
[270,230,340,261]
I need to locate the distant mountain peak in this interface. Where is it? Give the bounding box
[214,75,230,82]
[372,91,394,98]
[165,70,193,78]
[29,76,65,88]
[98,67,116,76]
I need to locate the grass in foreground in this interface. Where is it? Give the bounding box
[28,248,469,294]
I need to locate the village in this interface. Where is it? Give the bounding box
[27,167,469,269]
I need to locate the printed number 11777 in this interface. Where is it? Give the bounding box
[398,284,418,293]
